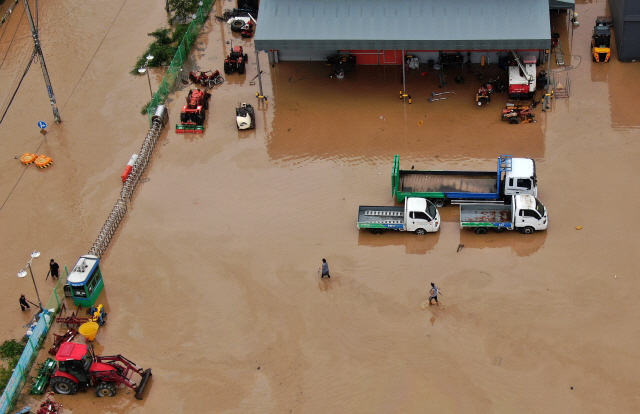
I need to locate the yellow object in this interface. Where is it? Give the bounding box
[79,322,99,341]
[576,226,582,230]
[418,121,424,125]
[20,153,37,165]
[481,55,486,66]
[91,304,103,323]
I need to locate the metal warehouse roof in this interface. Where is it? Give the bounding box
[255,0,552,51]
[549,0,575,10]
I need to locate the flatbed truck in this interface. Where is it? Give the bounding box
[392,155,537,206]
[357,197,440,235]
[459,194,548,234]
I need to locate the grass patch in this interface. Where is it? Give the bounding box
[0,339,27,394]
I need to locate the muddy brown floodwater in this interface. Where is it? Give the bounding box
[2,0,640,412]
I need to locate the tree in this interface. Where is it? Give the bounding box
[167,0,200,24]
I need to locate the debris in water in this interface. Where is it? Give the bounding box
[457,244,464,252]
[575,226,582,230]
[418,120,424,125]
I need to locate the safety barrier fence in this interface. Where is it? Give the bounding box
[0,269,68,414]
[146,0,216,125]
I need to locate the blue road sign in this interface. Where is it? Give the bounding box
[38,121,47,129]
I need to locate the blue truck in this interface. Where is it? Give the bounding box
[392,155,538,206]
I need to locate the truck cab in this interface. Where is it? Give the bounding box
[514,194,547,233]
[502,157,537,197]
[404,198,440,234]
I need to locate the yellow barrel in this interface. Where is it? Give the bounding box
[79,322,99,341]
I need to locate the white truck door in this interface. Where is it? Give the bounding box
[518,209,543,229]
[406,211,436,233]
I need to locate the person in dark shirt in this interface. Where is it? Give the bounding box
[19,294,30,311]
[320,259,330,278]
[50,259,60,279]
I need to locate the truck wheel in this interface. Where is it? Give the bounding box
[433,199,445,208]
[415,228,427,235]
[50,376,78,395]
[475,228,488,234]
[521,226,535,234]
[372,229,384,234]
[95,382,117,397]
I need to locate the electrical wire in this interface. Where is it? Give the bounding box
[0,0,20,32]
[0,48,35,126]
[0,4,25,73]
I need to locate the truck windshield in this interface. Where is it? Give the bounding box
[426,201,437,219]
[535,198,546,216]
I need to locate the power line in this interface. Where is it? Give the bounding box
[0,48,35,126]
[0,4,26,73]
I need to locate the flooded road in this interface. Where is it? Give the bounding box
[2,0,640,412]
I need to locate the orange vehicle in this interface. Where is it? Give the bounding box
[592,16,613,63]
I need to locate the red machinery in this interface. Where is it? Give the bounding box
[176,88,211,133]
[476,83,493,106]
[188,70,224,88]
[49,342,152,399]
[224,45,248,75]
[49,329,78,356]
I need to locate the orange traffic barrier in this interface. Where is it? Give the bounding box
[20,153,37,165]
[35,155,53,169]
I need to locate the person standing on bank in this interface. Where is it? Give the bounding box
[50,259,60,279]
[429,283,441,305]
[320,259,330,278]
[19,294,30,311]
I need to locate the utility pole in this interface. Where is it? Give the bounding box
[23,0,61,123]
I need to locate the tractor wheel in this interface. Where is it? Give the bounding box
[243,54,248,62]
[50,376,78,395]
[224,62,231,74]
[196,113,205,125]
[509,118,518,124]
[238,62,245,74]
[203,99,209,110]
[230,19,245,32]
[180,112,188,123]
[95,382,117,397]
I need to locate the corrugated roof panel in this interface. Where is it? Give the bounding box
[255,0,551,51]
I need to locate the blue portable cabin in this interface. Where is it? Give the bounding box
[67,255,104,307]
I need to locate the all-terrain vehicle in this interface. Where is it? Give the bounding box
[224,45,248,75]
[236,103,255,130]
[49,342,152,399]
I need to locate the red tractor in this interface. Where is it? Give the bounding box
[224,45,248,75]
[49,342,152,399]
[180,88,210,125]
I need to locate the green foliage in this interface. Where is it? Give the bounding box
[133,25,190,74]
[141,100,151,115]
[0,339,26,394]
[0,339,25,360]
[167,0,199,23]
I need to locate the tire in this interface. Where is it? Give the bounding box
[224,62,231,74]
[180,112,188,123]
[238,62,245,74]
[509,118,518,124]
[475,228,488,234]
[95,382,117,397]
[372,229,384,235]
[433,199,445,208]
[203,99,209,110]
[51,376,78,395]
[243,54,248,62]
[415,228,427,235]
[230,20,245,32]
[521,226,535,234]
